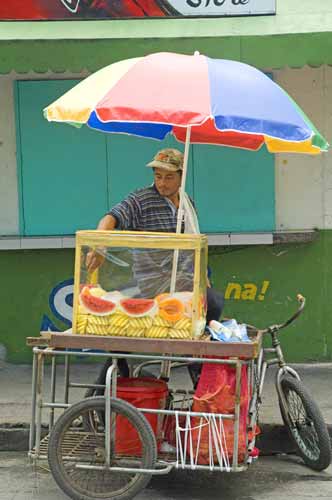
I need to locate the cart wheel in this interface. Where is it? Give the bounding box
[279,375,332,471]
[48,397,157,500]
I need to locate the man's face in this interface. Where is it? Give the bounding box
[154,168,182,198]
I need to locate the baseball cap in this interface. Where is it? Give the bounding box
[146,148,184,172]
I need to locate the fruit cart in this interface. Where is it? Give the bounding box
[28,52,331,499]
[27,329,262,499]
[27,276,332,500]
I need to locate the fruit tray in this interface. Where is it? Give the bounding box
[73,230,208,340]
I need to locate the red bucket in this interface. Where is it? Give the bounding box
[115,377,168,455]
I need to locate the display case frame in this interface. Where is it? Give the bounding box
[73,230,208,340]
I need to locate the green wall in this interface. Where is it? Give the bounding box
[0,249,74,363]
[210,232,332,362]
[1,231,332,363]
[2,31,332,75]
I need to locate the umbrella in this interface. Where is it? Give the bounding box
[44,51,328,153]
[44,51,329,288]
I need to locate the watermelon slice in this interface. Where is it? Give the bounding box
[119,298,157,317]
[79,287,117,316]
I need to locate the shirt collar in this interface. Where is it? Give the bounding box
[152,183,177,210]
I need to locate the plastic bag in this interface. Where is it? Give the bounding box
[191,361,253,463]
[208,319,250,342]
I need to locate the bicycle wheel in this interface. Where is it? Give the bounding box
[48,397,157,500]
[279,375,331,471]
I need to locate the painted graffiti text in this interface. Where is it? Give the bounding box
[225,280,270,301]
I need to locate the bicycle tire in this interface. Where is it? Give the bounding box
[279,375,331,471]
[48,396,157,500]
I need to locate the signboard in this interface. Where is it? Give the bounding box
[0,0,276,20]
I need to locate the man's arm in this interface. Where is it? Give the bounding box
[86,215,118,272]
[96,214,117,231]
[86,190,141,272]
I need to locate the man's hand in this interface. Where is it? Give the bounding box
[86,250,105,272]
[85,214,118,272]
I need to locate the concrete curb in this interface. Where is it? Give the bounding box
[1,422,332,454]
[0,424,48,452]
[0,424,30,452]
[257,424,332,455]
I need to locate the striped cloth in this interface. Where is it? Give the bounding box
[109,185,179,232]
[108,185,195,297]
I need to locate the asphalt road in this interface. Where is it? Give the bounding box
[0,452,331,500]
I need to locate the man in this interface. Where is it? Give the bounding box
[86,147,224,324]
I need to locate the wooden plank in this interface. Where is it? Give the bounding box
[41,332,52,339]
[26,336,50,347]
[39,332,260,359]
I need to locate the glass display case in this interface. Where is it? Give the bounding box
[73,230,208,340]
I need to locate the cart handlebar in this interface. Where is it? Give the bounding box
[247,294,306,335]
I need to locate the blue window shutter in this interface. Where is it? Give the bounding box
[15,79,275,236]
[192,143,275,233]
[16,80,108,236]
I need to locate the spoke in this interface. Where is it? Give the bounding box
[301,426,320,454]
[292,393,302,421]
[58,407,143,497]
[288,391,305,424]
[284,387,320,461]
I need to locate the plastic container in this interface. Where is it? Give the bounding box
[209,320,232,339]
[115,377,168,455]
[73,230,208,340]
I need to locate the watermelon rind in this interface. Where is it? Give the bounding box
[119,298,158,318]
[79,288,117,316]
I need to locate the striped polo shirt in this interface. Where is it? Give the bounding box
[108,185,195,297]
[109,185,179,232]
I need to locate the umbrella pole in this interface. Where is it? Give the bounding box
[169,126,191,293]
[161,127,191,381]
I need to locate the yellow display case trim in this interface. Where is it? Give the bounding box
[76,230,208,250]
